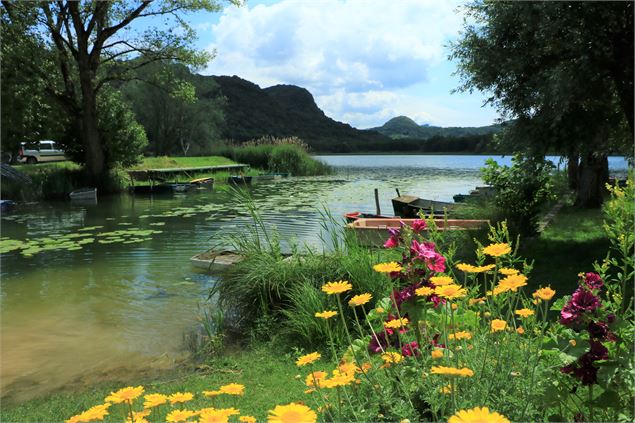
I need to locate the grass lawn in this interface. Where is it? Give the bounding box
[520,205,608,294]
[129,156,238,170]
[1,347,306,423]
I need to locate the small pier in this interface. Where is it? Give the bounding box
[127,164,249,183]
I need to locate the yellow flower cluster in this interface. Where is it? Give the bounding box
[491,319,507,332]
[448,331,472,341]
[381,351,403,364]
[105,386,144,404]
[66,403,111,423]
[533,286,556,301]
[268,403,317,423]
[384,317,409,329]
[415,286,434,296]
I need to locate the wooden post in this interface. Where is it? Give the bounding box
[396,188,401,197]
[374,188,381,215]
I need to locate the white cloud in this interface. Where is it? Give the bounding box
[202,0,498,128]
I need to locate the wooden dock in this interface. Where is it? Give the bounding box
[127,164,249,182]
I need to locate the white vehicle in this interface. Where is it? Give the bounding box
[18,140,67,164]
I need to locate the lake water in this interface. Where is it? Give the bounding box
[1,154,629,402]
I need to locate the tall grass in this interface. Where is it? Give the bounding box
[211,138,331,176]
[214,189,394,350]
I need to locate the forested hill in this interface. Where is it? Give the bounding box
[369,116,503,139]
[210,75,391,148]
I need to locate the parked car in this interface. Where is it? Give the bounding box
[18,140,67,164]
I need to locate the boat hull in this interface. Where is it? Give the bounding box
[190,250,244,273]
[346,218,489,247]
[392,195,458,218]
[69,188,97,201]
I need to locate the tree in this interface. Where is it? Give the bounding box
[451,1,633,207]
[121,64,225,156]
[1,1,234,183]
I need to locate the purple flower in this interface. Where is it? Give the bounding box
[368,332,389,354]
[559,302,583,328]
[587,340,609,361]
[561,355,599,386]
[402,341,421,357]
[384,228,401,248]
[411,219,427,233]
[571,288,601,312]
[587,321,610,340]
[607,313,616,324]
[584,272,604,290]
[392,282,421,309]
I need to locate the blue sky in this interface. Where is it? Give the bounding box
[178,0,500,129]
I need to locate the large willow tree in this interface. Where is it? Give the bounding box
[451,1,633,207]
[1,1,236,183]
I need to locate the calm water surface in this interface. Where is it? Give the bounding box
[1,155,629,401]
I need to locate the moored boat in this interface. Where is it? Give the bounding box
[190,250,244,273]
[69,187,97,201]
[346,217,489,247]
[190,177,215,188]
[392,195,459,218]
[1,200,16,212]
[344,211,391,223]
[228,175,253,185]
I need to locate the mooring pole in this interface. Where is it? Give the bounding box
[374,188,381,215]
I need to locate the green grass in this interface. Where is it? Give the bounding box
[520,205,608,293]
[0,347,305,423]
[129,156,238,170]
[13,160,80,174]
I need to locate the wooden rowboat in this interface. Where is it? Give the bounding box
[228,175,252,185]
[69,187,97,201]
[344,212,391,223]
[346,218,490,247]
[190,250,244,273]
[392,195,459,218]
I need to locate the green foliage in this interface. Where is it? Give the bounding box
[482,155,556,235]
[212,139,331,176]
[122,63,226,156]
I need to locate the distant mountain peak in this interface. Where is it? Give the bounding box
[369,117,503,139]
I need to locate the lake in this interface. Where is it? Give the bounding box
[0,154,629,402]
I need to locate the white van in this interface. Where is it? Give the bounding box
[18,140,67,164]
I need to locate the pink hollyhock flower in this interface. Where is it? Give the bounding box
[571,288,601,312]
[411,219,427,233]
[402,341,420,357]
[426,252,446,273]
[410,240,437,260]
[584,272,603,290]
[383,228,401,248]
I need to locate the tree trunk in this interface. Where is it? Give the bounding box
[576,152,608,208]
[567,152,579,190]
[78,63,105,183]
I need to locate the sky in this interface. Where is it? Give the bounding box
[182,0,500,129]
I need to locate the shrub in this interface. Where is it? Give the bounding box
[481,154,556,236]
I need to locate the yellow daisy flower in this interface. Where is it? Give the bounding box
[498,274,528,292]
[448,331,472,340]
[166,409,196,423]
[239,416,257,423]
[490,319,507,332]
[431,349,444,359]
[533,286,556,301]
[499,267,519,276]
[268,403,317,423]
[143,393,168,408]
[105,386,144,404]
[314,310,337,319]
[381,351,403,364]
[430,275,454,286]
[434,284,467,299]
[430,366,474,377]
[448,406,509,423]
[296,352,321,367]
[321,280,352,295]
[515,308,534,318]
[384,317,409,329]
[415,286,434,296]
[482,242,511,257]
[168,392,193,405]
[348,293,372,307]
[373,262,403,273]
[219,383,245,396]
[305,371,328,388]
